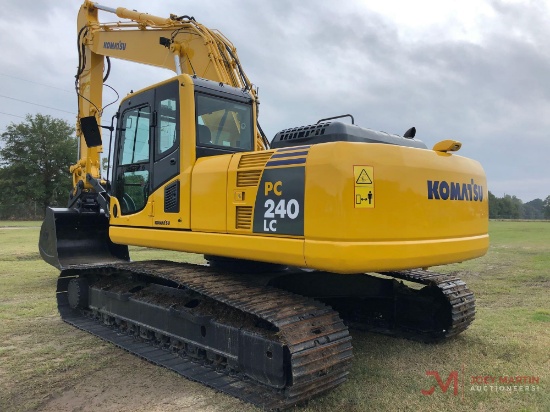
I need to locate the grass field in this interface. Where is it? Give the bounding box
[0,221,548,411]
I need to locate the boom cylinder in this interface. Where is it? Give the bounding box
[91,2,174,26]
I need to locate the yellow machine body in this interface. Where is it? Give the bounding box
[57,2,488,274]
[108,75,488,274]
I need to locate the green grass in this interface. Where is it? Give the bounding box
[0,221,548,411]
[0,221,41,227]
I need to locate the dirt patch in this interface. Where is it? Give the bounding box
[37,352,250,412]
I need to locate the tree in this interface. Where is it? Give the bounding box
[522,198,544,219]
[488,192,527,219]
[0,114,77,217]
[488,191,499,218]
[544,196,550,219]
[102,156,108,175]
[503,194,523,219]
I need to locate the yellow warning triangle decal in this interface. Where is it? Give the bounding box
[356,169,372,184]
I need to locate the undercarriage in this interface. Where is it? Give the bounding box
[56,260,475,409]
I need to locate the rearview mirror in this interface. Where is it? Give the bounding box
[80,116,102,148]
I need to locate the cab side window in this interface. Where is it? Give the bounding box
[196,94,252,150]
[157,97,177,157]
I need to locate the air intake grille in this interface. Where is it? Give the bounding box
[237,170,262,187]
[236,206,253,229]
[236,152,271,187]
[238,152,272,168]
[164,181,179,213]
[278,123,328,141]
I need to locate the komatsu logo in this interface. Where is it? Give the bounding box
[427,179,484,201]
[103,41,126,51]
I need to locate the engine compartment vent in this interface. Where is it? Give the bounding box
[236,206,253,229]
[271,121,427,150]
[237,170,262,187]
[238,151,272,168]
[276,123,328,142]
[236,152,272,187]
[164,180,179,213]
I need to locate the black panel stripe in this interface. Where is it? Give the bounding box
[276,145,311,152]
[270,150,309,159]
[265,158,307,167]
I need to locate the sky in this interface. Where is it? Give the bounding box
[0,0,549,202]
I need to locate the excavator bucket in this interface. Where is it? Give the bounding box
[39,207,129,270]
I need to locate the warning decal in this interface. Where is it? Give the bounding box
[353,165,374,208]
[356,169,372,184]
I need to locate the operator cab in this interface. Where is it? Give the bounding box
[111,75,254,216]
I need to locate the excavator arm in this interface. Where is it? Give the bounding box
[73,1,266,194]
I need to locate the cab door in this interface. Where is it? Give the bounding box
[148,81,181,226]
[111,89,154,226]
[111,80,182,228]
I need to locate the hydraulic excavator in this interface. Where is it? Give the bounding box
[39,1,489,409]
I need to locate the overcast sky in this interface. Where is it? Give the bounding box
[0,0,549,202]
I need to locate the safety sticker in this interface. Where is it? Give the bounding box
[353,165,374,208]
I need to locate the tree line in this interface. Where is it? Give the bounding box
[0,114,549,220]
[488,192,550,220]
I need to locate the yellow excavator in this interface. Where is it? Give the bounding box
[39,1,488,409]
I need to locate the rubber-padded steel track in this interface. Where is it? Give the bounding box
[57,261,352,410]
